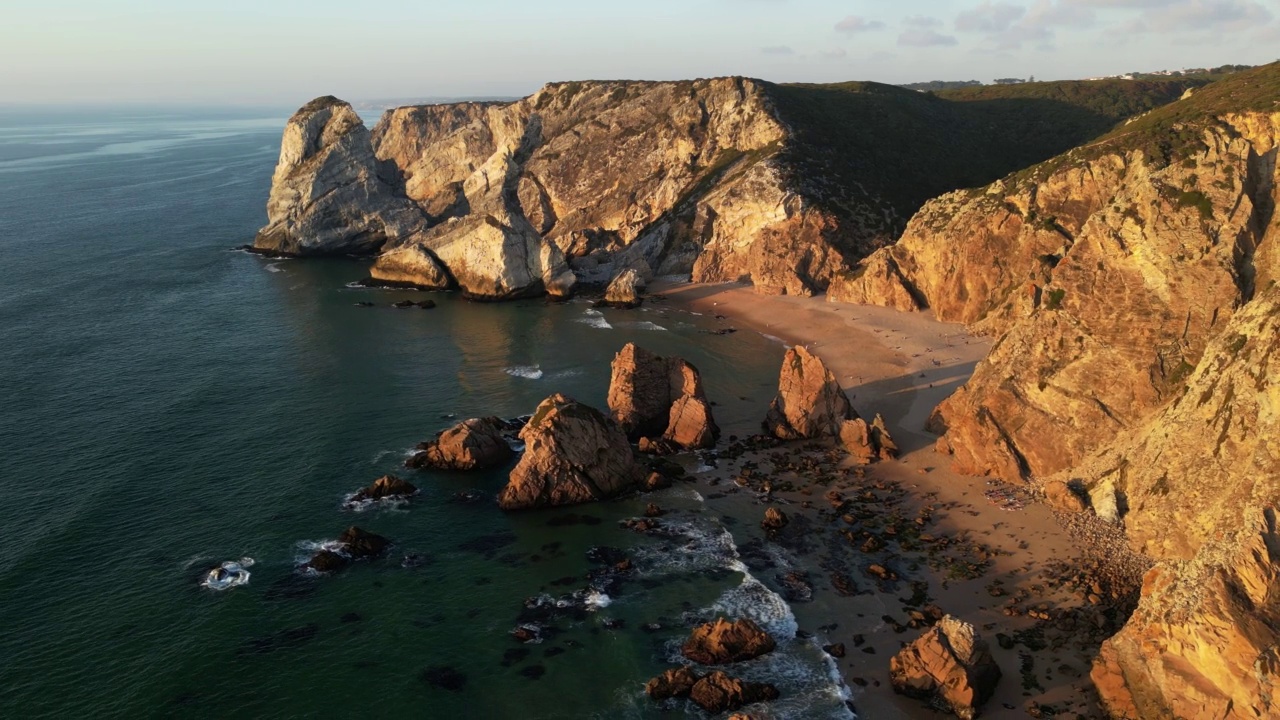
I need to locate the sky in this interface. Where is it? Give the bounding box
[1,0,1277,106]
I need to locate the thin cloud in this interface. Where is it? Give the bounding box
[899,28,960,46]
[956,2,1028,33]
[903,15,945,28]
[760,45,796,55]
[835,16,886,33]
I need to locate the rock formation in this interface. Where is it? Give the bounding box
[606,343,719,450]
[681,617,777,665]
[764,346,854,439]
[253,96,440,258]
[644,667,701,701]
[346,475,417,505]
[497,394,644,510]
[889,615,1002,719]
[838,66,1280,483]
[600,268,644,308]
[839,413,899,463]
[761,507,788,533]
[301,526,391,573]
[688,672,780,715]
[407,417,512,471]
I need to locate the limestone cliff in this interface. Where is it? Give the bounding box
[858,65,1280,482]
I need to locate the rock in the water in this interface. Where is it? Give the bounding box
[405,214,577,301]
[254,96,435,257]
[346,475,417,505]
[607,343,719,449]
[303,550,348,574]
[408,417,512,471]
[762,507,788,533]
[889,615,1001,720]
[644,666,701,701]
[765,346,853,439]
[602,268,645,308]
[337,526,391,559]
[497,394,644,510]
[681,617,777,665]
[366,243,451,289]
[688,671,780,714]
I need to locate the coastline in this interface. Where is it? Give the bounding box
[648,281,1109,719]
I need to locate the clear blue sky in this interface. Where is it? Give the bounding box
[2,0,1277,105]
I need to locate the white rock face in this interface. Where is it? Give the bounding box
[1090,480,1121,524]
[419,214,577,300]
[367,243,451,289]
[254,96,437,257]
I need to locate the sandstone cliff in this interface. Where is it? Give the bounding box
[849,65,1280,482]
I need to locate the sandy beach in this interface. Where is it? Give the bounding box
[647,281,1121,720]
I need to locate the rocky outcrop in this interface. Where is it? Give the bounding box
[346,475,417,505]
[761,507,788,533]
[764,346,853,439]
[253,97,438,257]
[601,268,644,308]
[890,615,1002,719]
[644,667,700,701]
[364,243,451,289]
[827,252,923,312]
[407,417,512,471]
[681,617,777,665]
[606,343,719,450]
[497,394,643,510]
[899,82,1280,482]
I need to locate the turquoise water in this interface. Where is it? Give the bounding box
[0,107,850,718]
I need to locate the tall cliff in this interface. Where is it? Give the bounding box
[255,77,1199,298]
[842,64,1280,482]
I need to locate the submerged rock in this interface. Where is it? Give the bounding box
[764,346,853,439]
[346,475,417,506]
[408,417,513,471]
[497,394,643,510]
[889,615,1001,719]
[302,526,391,573]
[681,617,777,665]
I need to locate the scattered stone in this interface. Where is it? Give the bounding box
[824,643,847,658]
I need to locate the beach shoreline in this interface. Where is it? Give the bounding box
[647,281,1112,719]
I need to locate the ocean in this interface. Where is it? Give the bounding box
[0,106,852,718]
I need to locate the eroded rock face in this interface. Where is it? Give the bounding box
[889,615,1001,719]
[827,252,923,312]
[912,110,1280,482]
[407,417,512,471]
[681,617,777,665]
[840,414,899,463]
[254,97,434,256]
[497,394,643,510]
[765,346,853,439]
[1092,510,1280,720]
[606,343,719,450]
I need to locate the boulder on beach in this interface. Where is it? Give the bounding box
[839,414,899,464]
[689,671,780,714]
[607,343,719,450]
[764,346,854,439]
[497,394,644,510]
[601,268,645,308]
[407,417,512,471]
[889,615,1002,720]
[346,475,417,506]
[762,507,789,533]
[681,617,777,665]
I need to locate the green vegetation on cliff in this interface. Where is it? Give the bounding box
[765,76,1205,240]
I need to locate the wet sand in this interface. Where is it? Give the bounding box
[648,281,1114,720]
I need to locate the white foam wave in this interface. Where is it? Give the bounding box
[585,590,613,610]
[505,365,544,379]
[265,263,285,273]
[550,368,584,379]
[629,321,667,331]
[576,313,613,330]
[760,333,788,345]
[201,558,254,591]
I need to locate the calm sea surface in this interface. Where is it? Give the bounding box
[0,106,851,718]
